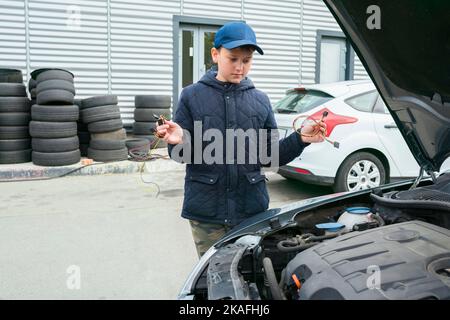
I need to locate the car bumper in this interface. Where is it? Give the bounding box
[278,165,335,186]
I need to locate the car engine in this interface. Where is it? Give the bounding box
[283,220,450,300]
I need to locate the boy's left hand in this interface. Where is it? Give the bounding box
[299,121,327,143]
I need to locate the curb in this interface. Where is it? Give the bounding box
[0,149,185,181]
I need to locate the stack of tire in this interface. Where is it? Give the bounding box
[0,68,32,164]
[74,98,89,156]
[80,95,128,162]
[29,68,80,166]
[133,95,171,148]
[28,77,37,105]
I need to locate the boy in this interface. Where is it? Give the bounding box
[156,22,326,257]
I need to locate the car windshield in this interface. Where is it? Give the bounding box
[273,89,334,114]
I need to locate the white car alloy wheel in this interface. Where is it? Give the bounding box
[347,160,381,191]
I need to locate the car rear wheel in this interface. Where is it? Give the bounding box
[334,152,386,192]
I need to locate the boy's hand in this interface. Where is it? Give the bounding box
[299,121,327,143]
[155,120,184,145]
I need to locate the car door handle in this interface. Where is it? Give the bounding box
[384,123,398,129]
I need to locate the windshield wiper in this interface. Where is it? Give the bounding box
[275,108,296,114]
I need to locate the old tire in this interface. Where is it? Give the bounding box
[135,95,170,108]
[0,113,31,126]
[34,69,74,83]
[36,79,76,95]
[29,121,77,138]
[88,118,123,133]
[0,83,27,97]
[90,128,126,140]
[87,147,128,162]
[31,104,79,122]
[90,139,126,150]
[334,152,386,193]
[0,68,23,83]
[36,89,74,105]
[0,139,31,151]
[134,108,171,122]
[0,149,31,164]
[80,104,120,124]
[133,121,156,135]
[32,150,80,166]
[81,95,118,109]
[0,126,30,139]
[32,136,79,153]
[0,97,31,113]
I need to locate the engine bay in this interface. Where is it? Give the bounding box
[190,175,450,300]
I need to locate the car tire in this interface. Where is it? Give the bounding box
[28,78,37,91]
[0,149,31,164]
[134,108,171,122]
[87,147,128,162]
[89,139,126,150]
[35,69,74,83]
[334,152,386,193]
[31,104,79,122]
[32,136,79,153]
[36,89,74,105]
[0,139,31,151]
[0,68,23,83]
[87,118,123,133]
[0,126,30,139]
[0,97,31,113]
[133,121,156,135]
[81,95,118,109]
[0,112,31,126]
[36,79,76,95]
[134,95,170,108]
[29,121,77,138]
[0,83,27,97]
[90,128,126,140]
[32,150,80,166]
[80,104,120,124]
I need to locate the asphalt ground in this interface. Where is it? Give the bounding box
[0,167,332,299]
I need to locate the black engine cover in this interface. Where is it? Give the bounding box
[285,221,450,299]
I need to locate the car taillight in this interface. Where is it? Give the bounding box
[294,168,312,175]
[307,108,357,137]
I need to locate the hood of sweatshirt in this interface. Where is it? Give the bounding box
[198,69,255,92]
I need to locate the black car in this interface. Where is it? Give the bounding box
[178,0,450,300]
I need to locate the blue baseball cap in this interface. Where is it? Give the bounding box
[214,22,264,55]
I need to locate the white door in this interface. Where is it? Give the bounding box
[319,37,347,83]
[372,95,420,177]
[179,25,218,93]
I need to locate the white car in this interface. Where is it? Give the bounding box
[274,80,420,192]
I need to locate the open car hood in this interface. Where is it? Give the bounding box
[324,0,450,173]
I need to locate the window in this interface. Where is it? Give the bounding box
[345,90,378,112]
[273,90,334,114]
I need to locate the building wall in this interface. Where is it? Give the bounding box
[0,0,369,124]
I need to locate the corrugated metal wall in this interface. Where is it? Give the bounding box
[28,0,109,98]
[0,0,27,82]
[0,0,368,123]
[244,0,302,102]
[110,0,179,124]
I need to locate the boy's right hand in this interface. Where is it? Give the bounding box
[155,120,184,145]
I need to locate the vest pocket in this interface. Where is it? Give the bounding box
[184,172,220,217]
